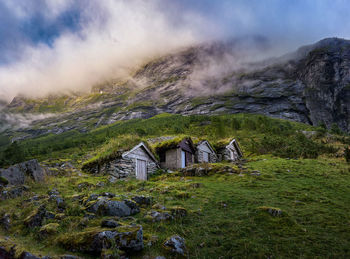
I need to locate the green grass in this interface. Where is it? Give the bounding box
[0,156,350,258]
[0,113,335,167]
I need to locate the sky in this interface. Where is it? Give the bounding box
[0,0,349,101]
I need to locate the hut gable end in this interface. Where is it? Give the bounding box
[196,140,217,163]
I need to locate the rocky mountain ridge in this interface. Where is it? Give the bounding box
[1,37,350,141]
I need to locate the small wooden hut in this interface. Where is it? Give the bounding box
[217,139,243,162]
[195,140,217,163]
[156,137,196,170]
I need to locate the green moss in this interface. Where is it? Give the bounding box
[0,176,9,185]
[40,223,60,235]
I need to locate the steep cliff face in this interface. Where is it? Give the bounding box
[297,38,350,131]
[1,38,350,139]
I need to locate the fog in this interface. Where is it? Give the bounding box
[0,0,349,102]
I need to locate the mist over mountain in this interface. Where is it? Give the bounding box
[1,36,350,142]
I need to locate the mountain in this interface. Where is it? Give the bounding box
[1,37,350,141]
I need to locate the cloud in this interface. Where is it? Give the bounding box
[1,0,350,102]
[0,0,205,101]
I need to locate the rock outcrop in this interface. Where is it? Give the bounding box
[0,160,45,185]
[2,37,350,137]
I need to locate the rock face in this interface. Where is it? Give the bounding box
[2,37,350,138]
[0,160,45,185]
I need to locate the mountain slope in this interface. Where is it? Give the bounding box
[1,37,350,141]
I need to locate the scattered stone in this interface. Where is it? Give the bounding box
[86,198,140,217]
[170,207,187,218]
[163,235,186,255]
[59,225,144,254]
[49,195,66,210]
[77,182,93,191]
[146,211,173,222]
[101,219,120,228]
[108,176,118,183]
[0,159,46,185]
[19,251,41,259]
[48,188,60,196]
[0,186,29,200]
[24,205,47,228]
[132,196,152,206]
[250,172,261,176]
[101,192,116,198]
[259,206,283,217]
[152,204,166,210]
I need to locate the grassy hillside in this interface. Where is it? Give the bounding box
[0,113,340,167]
[0,113,349,258]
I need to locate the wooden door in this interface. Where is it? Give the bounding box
[136,159,147,180]
[203,152,209,162]
[181,151,186,168]
[185,151,192,166]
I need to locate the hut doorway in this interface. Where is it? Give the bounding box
[181,151,186,168]
[136,159,147,180]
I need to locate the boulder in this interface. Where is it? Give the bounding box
[132,196,152,206]
[0,160,45,185]
[163,235,186,255]
[86,198,140,217]
[59,225,144,254]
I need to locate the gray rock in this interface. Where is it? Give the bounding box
[77,182,93,191]
[267,208,282,217]
[19,252,41,259]
[63,225,144,254]
[101,219,120,228]
[49,195,65,210]
[24,205,47,228]
[163,235,186,255]
[0,185,29,200]
[48,188,60,195]
[0,160,45,185]
[108,176,118,183]
[132,196,152,206]
[87,198,140,217]
[146,211,173,222]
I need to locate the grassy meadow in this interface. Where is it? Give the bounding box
[0,113,349,258]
